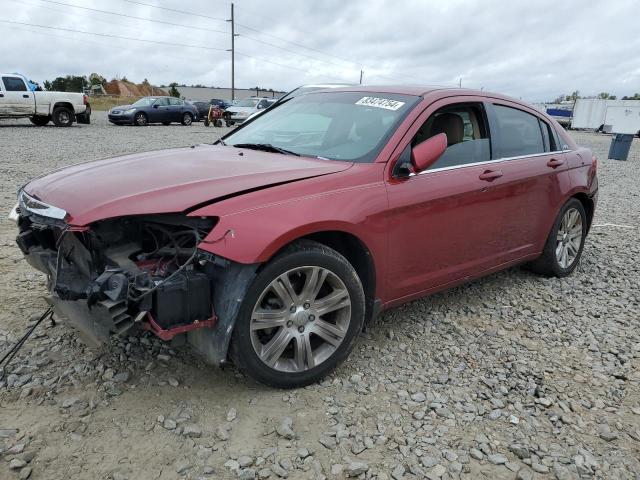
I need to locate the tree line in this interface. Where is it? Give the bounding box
[40,73,183,97]
[552,90,640,103]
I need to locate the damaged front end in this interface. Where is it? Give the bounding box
[13,191,256,366]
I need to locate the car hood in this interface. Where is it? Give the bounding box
[110,104,134,111]
[23,145,353,226]
[226,106,255,114]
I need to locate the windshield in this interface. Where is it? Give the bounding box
[223,91,420,163]
[132,97,156,107]
[235,98,260,108]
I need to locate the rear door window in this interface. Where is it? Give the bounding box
[492,104,545,158]
[2,77,27,92]
[412,103,491,170]
[154,98,170,106]
[169,97,183,106]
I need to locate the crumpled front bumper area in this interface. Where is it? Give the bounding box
[17,220,140,347]
[15,204,223,350]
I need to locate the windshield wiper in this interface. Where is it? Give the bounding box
[232,143,300,156]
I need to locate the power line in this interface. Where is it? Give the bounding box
[0,22,219,69]
[237,32,359,71]
[115,0,361,69]
[113,0,447,85]
[0,20,228,52]
[35,0,228,36]
[122,0,227,22]
[235,22,359,68]
[32,0,358,77]
[235,52,309,74]
[0,19,329,77]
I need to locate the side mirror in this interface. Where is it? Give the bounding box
[411,133,447,173]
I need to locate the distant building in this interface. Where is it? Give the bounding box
[161,86,286,102]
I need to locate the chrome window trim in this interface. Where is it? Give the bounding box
[18,190,67,220]
[410,149,572,176]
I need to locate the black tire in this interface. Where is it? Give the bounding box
[181,112,193,126]
[215,119,223,127]
[230,240,365,389]
[30,115,50,126]
[162,121,171,126]
[204,118,210,126]
[52,106,74,127]
[528,198,587,277]
[134,112,148,126]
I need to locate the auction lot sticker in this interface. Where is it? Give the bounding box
[355,97,405,111]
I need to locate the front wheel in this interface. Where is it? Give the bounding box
[230,240,365,388]
[181,112,193,126]
[529,198,587,277]
[134,112,148,126]
[52,107,74,127]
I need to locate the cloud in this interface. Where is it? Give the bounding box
[1,0,638,101]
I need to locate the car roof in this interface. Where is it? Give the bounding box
[315,85,515,100]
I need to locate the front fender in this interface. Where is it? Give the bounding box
[191,180,388,264]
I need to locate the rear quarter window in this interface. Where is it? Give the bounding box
[493,104,545,158]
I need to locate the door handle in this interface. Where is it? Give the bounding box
[479,169,503,181]
[546,158,564,168]
[23,94,29,98]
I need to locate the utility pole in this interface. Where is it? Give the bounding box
[359,70,364,85]
[227,3,238,101]
[458,77,462,88]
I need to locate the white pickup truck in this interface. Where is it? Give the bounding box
[0,73,91,127]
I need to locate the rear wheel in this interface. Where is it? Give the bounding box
[52,107,74,127]
[230,240,365,388]
[181,112,193,126]
[134,112,148,126]
[30,115,50,126]
[529,198,587,277]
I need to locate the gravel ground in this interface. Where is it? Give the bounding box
[0,114,639,480]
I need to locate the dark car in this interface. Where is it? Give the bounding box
[189,101,211,120]
[210,98,230,110]
[108,96,198,126]
[13,86,597,388]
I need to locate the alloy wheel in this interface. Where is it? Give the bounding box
[555,207,583,269]
[250,266,352,373]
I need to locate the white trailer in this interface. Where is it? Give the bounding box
[572,98,640,134]
[604,106,640,135]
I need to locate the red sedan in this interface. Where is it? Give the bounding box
[12,86,598,388]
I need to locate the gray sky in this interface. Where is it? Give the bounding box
[2,0,638,102]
